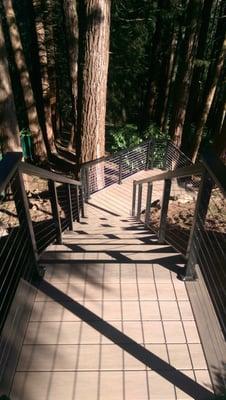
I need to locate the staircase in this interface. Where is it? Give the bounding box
[9,171,214,400]
[1,144,225,398]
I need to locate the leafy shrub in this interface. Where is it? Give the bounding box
[144,123,170,169]
[143,122,169,141]
[106,124,142,153]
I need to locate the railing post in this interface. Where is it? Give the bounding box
[145,182,153,225]
[119,154,122,184]
[82,166,90,201]
[80,185,85,218]
[145,141,151,170]
[76,185,80,222]
[48,180,62,244]
[181,169,213,281]
[136,183,143,220]
[132,181,137,216]
[158,179,171,243]
[12,170,39,267]
[150,140,155,169]
[66,184,73,231]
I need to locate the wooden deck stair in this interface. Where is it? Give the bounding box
[10,171,214,400]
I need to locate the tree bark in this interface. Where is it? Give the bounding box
[32,0,56,154]
[77,0,111,164]
[185,0,214,130]
[0,17,21,153]
[156,28,178,132]
[63,0,79,151]
[168,0,204,148]
[141,0,165,131]
[44,0,58,140]
[191,35,226,163]
[2,0,47,160]
[213,113,226,160]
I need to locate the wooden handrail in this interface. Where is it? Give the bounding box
[19,161,81,186]
[133,162,204,185]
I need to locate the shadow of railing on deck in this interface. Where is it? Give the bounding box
[33,279,214,400]
[42,250,184,275]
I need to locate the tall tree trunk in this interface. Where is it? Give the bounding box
[213,113,226,160]
[185,0,214,129]
[32,0,56,154]
[2,0,47,160]
[191,35,226,163]
[0,18,21,153]
[44,0,58,140]
[77,0,111,163]
[169,0,204,148]
[63,0,79,151]
[209,76,226,139]
[156,28,178,132]
[141,0,165,131]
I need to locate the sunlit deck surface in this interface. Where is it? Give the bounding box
[10,171,214,399]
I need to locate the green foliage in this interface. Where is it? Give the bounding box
[20,128,31,137]
[144,123,169,169]
[143,123,169,141]
[106,124,142,153]
[107,0,156,126]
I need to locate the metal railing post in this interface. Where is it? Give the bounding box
[132,181,137,216]
[84,166,90,201]
[158,179,171,243]
[80,185,85,218]
[136,183,143,220]
[48,180,62,244]
[145,141,152,170]
[66,184,73,231]
[150,140,155,169]
[119,154,122,184]
[12,170,39,267]
[182,169,213,281]
[145,182,153,225]
[76,185,80,222]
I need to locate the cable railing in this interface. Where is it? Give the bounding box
[132,149,226,337]
[0,152,84,334]
[80,139,156,199]
[80,139,193,200]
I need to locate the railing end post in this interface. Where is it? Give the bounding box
[118,154,122,184]
[145,182,152,225]
[136,183,143,220]
[178,262,197,281]
[158,178,171,243]
[132,181,137,216]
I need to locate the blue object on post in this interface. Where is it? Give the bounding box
[20,129,34,160]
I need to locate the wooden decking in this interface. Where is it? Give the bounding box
[10,171,215,400]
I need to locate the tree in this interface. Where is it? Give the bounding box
[141,0,166,131]
[214,112,226,160]
[168,0,204,147]
[0,17,21,153]
[191,34,226,162]
[32,0,56,155]
[44,0,58,141]
[77,0,111,163]
[2,0,47,160]
[63,0,79,151]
